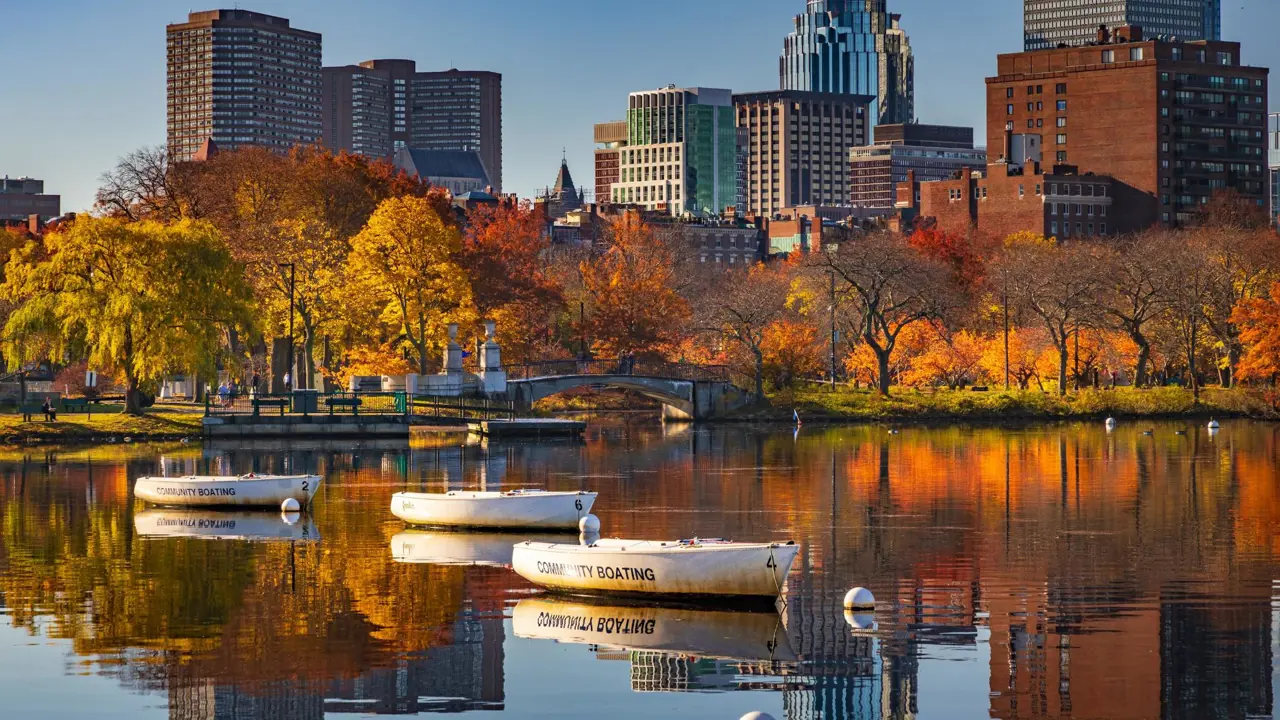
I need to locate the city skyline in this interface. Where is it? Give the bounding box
[3,0,1278,214]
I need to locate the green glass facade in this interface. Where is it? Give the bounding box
[619,87,735,217]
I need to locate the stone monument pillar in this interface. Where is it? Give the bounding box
[443,323,464,375]
[478,320,507,395]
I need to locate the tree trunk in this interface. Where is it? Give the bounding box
[415,341,430,375]
[752,348,764,400]
[1187,325,1200,404]
[1057,343,1069,397]
[302,326,317,391]
[876,350,891,396]
[1133,335,1151,387]
[124,373,143,415]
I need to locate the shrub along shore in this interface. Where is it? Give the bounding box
[747,386,1279,423]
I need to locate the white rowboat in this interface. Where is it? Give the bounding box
[513,597,796,662]
[391,530,568,566]
[512,538,799,601]
[134,510,319,542]
[390,490,596,530]
[134,474,321,508]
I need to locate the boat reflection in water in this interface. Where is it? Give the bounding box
[134,509,320,542]
[390,530,567,567]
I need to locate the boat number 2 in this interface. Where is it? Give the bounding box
[302,481,309,492]
[574,498,583,511]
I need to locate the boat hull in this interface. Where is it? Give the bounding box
[134,475,321,508]
[134,510,319,541]
[391,530,568,566]
[512,596,795,662]
[511,539,798,600]
[390,491,596,530]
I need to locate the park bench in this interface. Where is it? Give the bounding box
[63,399,93,414]
[252,397,289,417]
[324,396,363,415]
[19,404,45,422]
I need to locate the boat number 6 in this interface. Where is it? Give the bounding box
[574,498,583,511]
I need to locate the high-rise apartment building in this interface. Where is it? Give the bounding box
[593,121,628,206]
[849,124,986,208]
[612,87,736,218]
[780,0,914,128]
[733,90,872,217]
[322,65,392,158]
[322,61,502,190]
[1025,0,1221,51]
[1269,113,1280,224]
[167,10,322,162]
[988,27,1268,227]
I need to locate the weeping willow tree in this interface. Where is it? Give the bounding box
[2,217,255,413]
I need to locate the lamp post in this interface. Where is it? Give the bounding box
[279,262,296,391]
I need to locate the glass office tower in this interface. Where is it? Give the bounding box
[1024,0,1221,50]
[780,0,914,128]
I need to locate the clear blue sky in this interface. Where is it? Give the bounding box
[2,0,1277,213]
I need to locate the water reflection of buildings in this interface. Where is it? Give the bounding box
[324,616,504,714]
[166,614,503,719]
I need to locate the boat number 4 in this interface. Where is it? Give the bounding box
[574,498,583,511]
[765,555,777,569]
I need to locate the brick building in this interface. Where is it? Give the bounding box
[593,121,627,206]
[849,123,986,209]
[987,26,1268,227]
[897,160,1136,240]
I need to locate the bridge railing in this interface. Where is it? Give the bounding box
[506,358,732,383]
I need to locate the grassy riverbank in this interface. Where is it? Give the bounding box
[0,410,204,444]
[750,386,1279,423]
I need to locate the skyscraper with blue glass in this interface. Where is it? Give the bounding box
[1024,0,1221,51]
[779,0,914,128]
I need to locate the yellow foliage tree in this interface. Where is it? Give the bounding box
[902,325,988,389]
[979,326,1057,391]
[348,197,473,374]
[760,319,824,389]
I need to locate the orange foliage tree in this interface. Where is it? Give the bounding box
[1231,282,1280,382]
[902,324,988,389]
[908,226,985,288]
[760,319,824,389]
[979,326,1056,391]
[458,201,563,362]
[580,215,689,358]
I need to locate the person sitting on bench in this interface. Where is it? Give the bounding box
[41,398,56,422]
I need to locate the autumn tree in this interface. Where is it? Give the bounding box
[808,232,958,395]
[579,214,689,358]
[1,217,254,413]
[1196,225,1278,387]
[348,196,472,374]
[908,226,986,288]
[458,201,564,363]
[94,145,201,221]
[1163,235,1215,401]
[996,238,1105,395]
[1096,231,1175,386]
[1231,281,1280,382]
[693,262,794,398]
[902,325,987,389]
[978,326,1056,391]
[760,319,824,389]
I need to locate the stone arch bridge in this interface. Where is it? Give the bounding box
[505,359,753,421]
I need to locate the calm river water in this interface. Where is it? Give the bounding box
[0,419,1278,719]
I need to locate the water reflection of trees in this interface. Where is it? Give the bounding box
[0,424,1276,718]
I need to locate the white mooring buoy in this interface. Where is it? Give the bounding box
[1105,417,1116,430]
[843,586,876,611]
[844,609,877,630]
[281,497,301,513]
[281,511,301,525]
[579,514,601,534]
[741,713,777,720]
[1208,418,1220,430]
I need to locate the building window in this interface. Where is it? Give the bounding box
[1006,104,1014,115]
[1027,120,1034,129]
[1027,102,1034,112]
[1129,47,1144,61]
[1076,223,1082,234]
[1056,83,1067,94]
[1088,223,1094,235]
[1057,117,1066,128]
[1035,184,1041,195]
[1102,50,1114,63]
[1217,52,1233,65]
[1036,119,1044,128]
[1006,88,1014,98]
[1036,101,1043,111]
[1172,48,1182,61]
[1057,134,1067,144]
[1057,151,1067,163]
[1026,85,1035,95]
[1057,100,1067,111]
